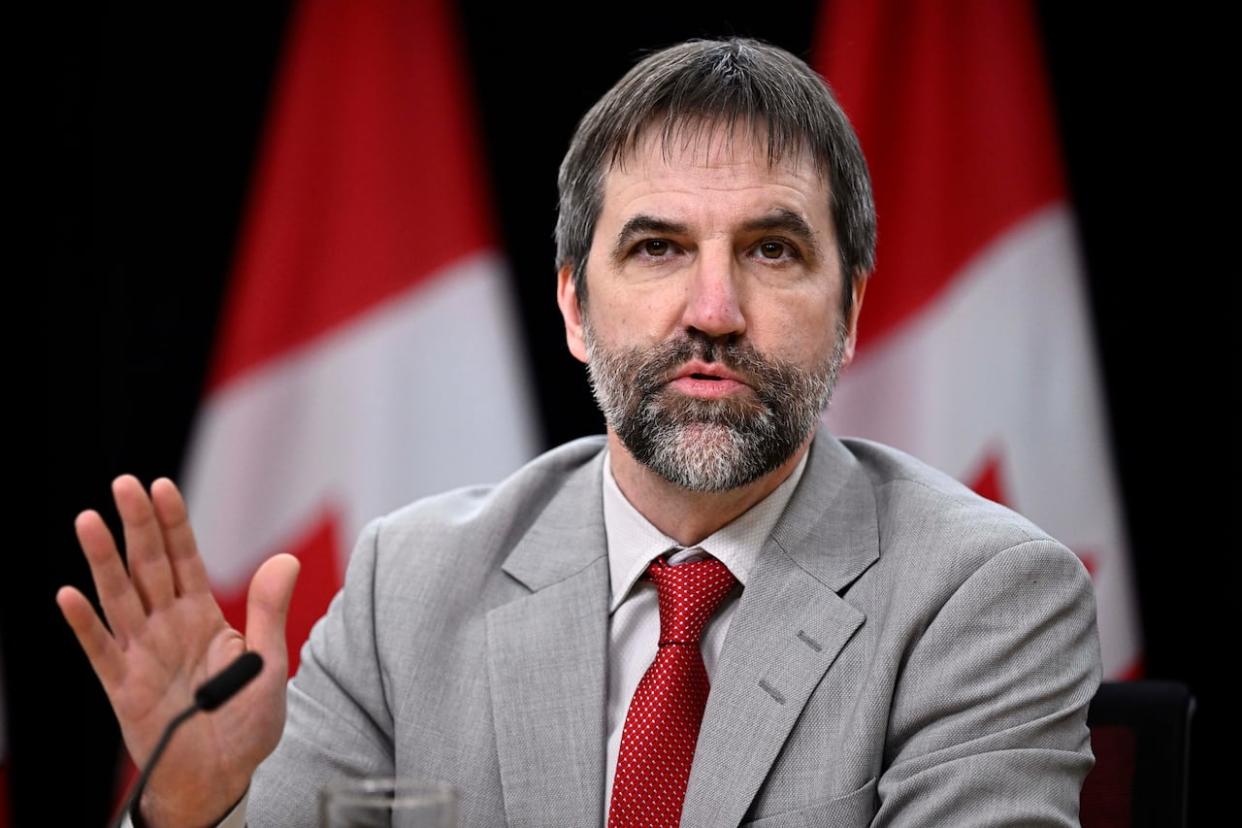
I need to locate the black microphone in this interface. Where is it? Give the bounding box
[195,651,264,711]
[110,651,265,828]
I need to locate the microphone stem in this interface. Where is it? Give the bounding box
[110,702,200,828]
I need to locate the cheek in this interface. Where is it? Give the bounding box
[589,281,686,342]
[750,292,841,361]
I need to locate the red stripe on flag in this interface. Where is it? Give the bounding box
[1080,724,1136,828]
[815,0,1066,350]
[0,761,9,828]
[967,451,1098,577]
[216,511,343,675]
[208,0,495,389]
[965,449,1008,506]
[109,754,139,828]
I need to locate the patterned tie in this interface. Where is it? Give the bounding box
[607,554,738,828]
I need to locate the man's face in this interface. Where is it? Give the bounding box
[557,124,864,491]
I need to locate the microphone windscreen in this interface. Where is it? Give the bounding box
[195,651,264,712]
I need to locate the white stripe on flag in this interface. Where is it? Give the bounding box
[185,252,537,592]
[829,205,1141,677]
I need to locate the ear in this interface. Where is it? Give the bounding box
[557,264,589,364]
[838,274,868,368]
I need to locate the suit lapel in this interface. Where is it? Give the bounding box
[486,450,610,827]
[681,430,880,827]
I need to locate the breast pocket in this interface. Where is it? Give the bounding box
[739,776,877,828]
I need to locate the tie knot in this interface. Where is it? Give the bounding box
[647,555,737,646]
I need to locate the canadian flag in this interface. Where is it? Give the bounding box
[817,0,1141,679]
[181,0,537,670]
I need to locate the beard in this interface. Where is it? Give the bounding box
[584,320,846,492]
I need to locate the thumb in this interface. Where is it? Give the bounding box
[244,553,301,668]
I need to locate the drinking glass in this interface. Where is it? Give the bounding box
[320,778,457,827]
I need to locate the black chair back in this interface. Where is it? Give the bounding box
[1081,680,1195,828]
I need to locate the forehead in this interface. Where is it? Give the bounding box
[599,122,831,229]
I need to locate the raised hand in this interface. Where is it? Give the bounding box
[57,475,300,827]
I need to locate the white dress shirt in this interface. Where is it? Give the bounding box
[172,447,809,828]
[601,449,808,809]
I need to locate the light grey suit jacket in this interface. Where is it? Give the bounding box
[248,427,1100,826]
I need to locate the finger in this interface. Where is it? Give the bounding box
[244,554,301,669]
[57,585,126,688]
[150,478,211,596]
[75,509,147,645]
[114,475,177,613]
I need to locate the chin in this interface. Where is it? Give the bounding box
[635,424,773,493]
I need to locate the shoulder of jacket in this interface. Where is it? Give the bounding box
[839,436,1075,573]
[368,434,607,546]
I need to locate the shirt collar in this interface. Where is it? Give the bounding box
[602,448,810,612]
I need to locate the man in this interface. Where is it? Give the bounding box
[59,38,1100,827]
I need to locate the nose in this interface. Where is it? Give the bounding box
[681,244,746,340]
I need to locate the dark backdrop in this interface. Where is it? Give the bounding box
[25,3,1227,825]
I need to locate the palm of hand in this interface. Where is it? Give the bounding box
[57,475,300,826]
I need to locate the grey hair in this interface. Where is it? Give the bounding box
[555,37,876,314]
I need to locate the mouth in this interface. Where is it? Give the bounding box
[666,361,751,399]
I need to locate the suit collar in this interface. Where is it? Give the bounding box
[770,423,880,592]
[682,425,880,826]
[601,448,810,611]
[498,424,878,594]
[500,442,609,592]
[487,557,610,827]
[488,444,610,826]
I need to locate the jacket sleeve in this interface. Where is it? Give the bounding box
[872,539,1101,827]
[246,518,395,826]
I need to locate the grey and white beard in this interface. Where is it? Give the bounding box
[584,319,846,492]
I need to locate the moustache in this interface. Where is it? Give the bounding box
[632,336,772,394]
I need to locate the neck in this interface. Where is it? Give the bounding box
[607,431,813,546]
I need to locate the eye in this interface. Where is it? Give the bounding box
[641,239,671,257]
[756,240,797,260]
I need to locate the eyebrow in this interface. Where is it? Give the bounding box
[740,209,823,262]
[610,208,823,263]
[611,215,690,261]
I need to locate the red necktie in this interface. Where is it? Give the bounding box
[607,555,738,828]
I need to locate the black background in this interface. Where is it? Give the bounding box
[24,2,1229,825]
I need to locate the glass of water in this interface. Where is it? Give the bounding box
[320,778,457,827]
